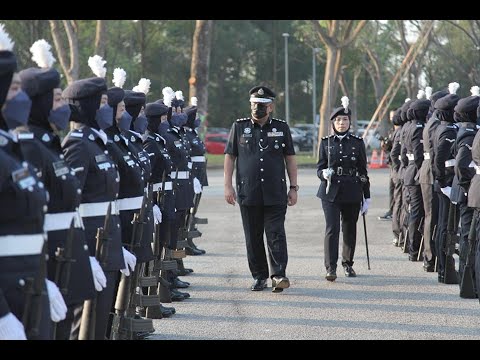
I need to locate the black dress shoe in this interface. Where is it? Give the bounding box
[343,265,357,277]
[250,278,267,291]
[185,246,204,256]
[271,276,290,293]
[325,271,337,282]
[175,267,194,276]
[423,259,435,272]
[172,278,190,289]
[160,304,176,314]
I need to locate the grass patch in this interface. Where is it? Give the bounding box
[206,152,317,168]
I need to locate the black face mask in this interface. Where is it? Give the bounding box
[251,103,268,119]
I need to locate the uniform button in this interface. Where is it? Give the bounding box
[59,154,65,159]
[104,150,109,154]
[77,189,82,194]
[28,186,34,192]
[261,178,264,182]
[117,224,120,228]
[260,168,264,171]
[260,149,263,152]
[18,279,25,286]
[246,140,249,143]
[43,205,48,213]
[339,151,342,154]
[260,139,263,142]
[340,159,342,161]
[260,158,263,161]
[84,244,89,251]
[70,171,75,176]
[115,178,120,182]
[61,175,67,180]
[22,161,28,168]
[38,182,44,189]
[128,152,132,155]
[116,193,119,197]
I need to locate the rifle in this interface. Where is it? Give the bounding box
[444,202,459,284]
[460,210,477,298]
[78,203,112,340]
[326,79,332,194]
[110,193,149,340]
[22,238,48,339]
[52,218,76,338]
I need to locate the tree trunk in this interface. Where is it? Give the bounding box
[189,20,214,118]
[94,20,107,58]
[49,20,79,84]
[318,47,338,140]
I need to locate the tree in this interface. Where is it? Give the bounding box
[189,20,214,118]
[49,20,79,84]
[94,20,107,58]
[310,20,368,140]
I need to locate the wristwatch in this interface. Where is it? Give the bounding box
[289,185,299,191]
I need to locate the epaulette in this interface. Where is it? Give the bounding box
[272,118,286,123]
[350,134,363,140]
[236,117,249,122]
[321,134,334,140]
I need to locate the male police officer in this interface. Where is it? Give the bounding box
[224,85,298,293]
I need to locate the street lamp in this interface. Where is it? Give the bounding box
[312,48,320,126]
[282,33,290,124]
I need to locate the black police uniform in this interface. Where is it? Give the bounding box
[452,96,479,282]
[432,94,459,281]
[403,99,430,260]
[418,110,441,268]
[317,131,370,273]
[390,114,404,244]
[19,66,96,339]
[62,77,125,340]
[225,115,295,281]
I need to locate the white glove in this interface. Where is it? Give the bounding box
[120,247,137,277]
[0,312,27,340]
[441,186,452,199]
[360,198,372,215]
[89,256,107,291]
[45,279,67,322]
[322,168,334,181]
[193,177,202,194]
[153,204,162,225]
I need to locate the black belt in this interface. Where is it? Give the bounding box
[334,167,356,176]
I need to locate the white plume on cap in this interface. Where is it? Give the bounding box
[341,96,349,112]
[425,86,433,100]
[162,86,175,107]
[191,96,198,106]
[29,39,56,69]
[88,55,107,78]
[470,86,480,96]
[112,68,126,88]
[405,98,411,103]
[133,78,151,95]
[175,90,184,101]
[417,89,425,99]
[448,82,460,94]
[0,23,14,51]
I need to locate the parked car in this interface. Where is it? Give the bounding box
[290,127,314,153]
[204,133,229,154]
[206,127,230,135]
[355,120,380,149]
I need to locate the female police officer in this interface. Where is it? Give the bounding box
[317,96,371,281]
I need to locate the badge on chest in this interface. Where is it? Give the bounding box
[95,154,112,170]
[12,168,36,189]
[52,160,70,177]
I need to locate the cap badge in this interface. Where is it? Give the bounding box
[258,88,264,95]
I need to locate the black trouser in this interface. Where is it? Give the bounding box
[420,183,438,262]
[388,174,394,215]
[458,203,474,280]
[392,178,403,239]
[435,193,451,276]
[321,200,361,271]
[239,204,288,280]
[54,303,83,340]
[406,185,424,257]
[94,271,118,340]
[400,182,411,242]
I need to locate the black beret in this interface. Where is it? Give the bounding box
[409,99,430,112]
[434,94,460,111]
[184,105,197,123]
[430,90,449,104]
[249,85,276,102]
[63,77,107,100]
[144,102,169,117]
[18,67,60,98]
[392,108,403,126]
[123,90,146,107]
[107,86,125,107]
[454,96,480,114]
[329,106,351,121]
[0,50,17,76]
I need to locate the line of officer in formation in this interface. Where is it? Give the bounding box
[389,82,480,301]
[0,26,209,340]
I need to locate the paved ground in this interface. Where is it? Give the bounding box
[149,168,480,340]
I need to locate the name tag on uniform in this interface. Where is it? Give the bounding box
[241,134,252,138]
[52,160,69,177]
[267,132,283,137]
[123,155,135,166]
[139,156,147,162]
[95,154,111,170]
[12,168,36,189]
[174,140,182,148]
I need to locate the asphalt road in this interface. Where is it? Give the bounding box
[149,168,480,340]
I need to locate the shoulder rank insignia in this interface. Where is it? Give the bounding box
[70,132,84,138]
[236,118,249,122]
[272,118,286,123]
